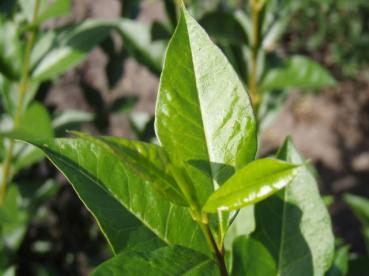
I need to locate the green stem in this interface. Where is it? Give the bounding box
[248,0,262,110]
[198,216,228,276]
[0,0,41,206]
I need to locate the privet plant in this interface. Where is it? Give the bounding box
[10,6,335,275]
[0,0,160,272]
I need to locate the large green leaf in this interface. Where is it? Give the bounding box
[260,55,336,91]
[203,158,300,212]
[31,20,114,81]
[155,7,257,206]
[232,138,334,276]
[73,133,190,206]
[25,138,209,255]
[92,245,219,276]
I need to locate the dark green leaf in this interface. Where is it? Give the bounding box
[109,96,138,113]
[21,138,209,255]
[92,245,219,276]
[231,138,334,276]
[115,19,166,75]
[203,158,300,212]
[343,194,369,227]
[199,11,248,45]
[155,8,257,207]
[261,56,336,91]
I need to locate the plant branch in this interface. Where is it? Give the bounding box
[198,217,228,276]
[0,0,41,206]
[248,0,263,110]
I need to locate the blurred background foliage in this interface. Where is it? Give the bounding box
[0,0,368,274]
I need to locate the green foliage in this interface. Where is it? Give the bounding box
[344,194,369,253]
[8,6,335,275]
[286,0,369,76]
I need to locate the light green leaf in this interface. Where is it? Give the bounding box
[92,246,219,276]
[74,133,190,206]
[0,21,22,80]
[31,20,114,81]
[261,55,336,91]
[326,245,349,276]
[232,137,334,276]
[115,19,166,74]
[203,158,299,212]
[13,102,53,172]
[23,138,209,255]
[36,0,71,24]
[155,8,257,207]
[0,185,28,251]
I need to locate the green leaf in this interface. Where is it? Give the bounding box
[343,193,369,252]
[115,19,166,75]
[73,133,190,206]
[18,102,53,140]
[31,20,114,81]
[343,194,369,227]
[155,8,257,206]
[36,0,71,24]
[199,10,248,45]
[203,158,300,212]
[260,55,336,91]
[13,102,54,172]
[0,185,29,251]
[22,138,209,255]
[92,245,219,276]
[0,20,22,80]
[231,138,334,276]
[326,245,349,276]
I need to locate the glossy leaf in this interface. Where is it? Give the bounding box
[23,138,209,255]
[73,133,189,206]
[115,19,166,75]
[261,55,336,91]
[203,158,299,212]
[155,8,257,206]
[92,245,219,276]
[31,20,114,81]
[232,138,334,276]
